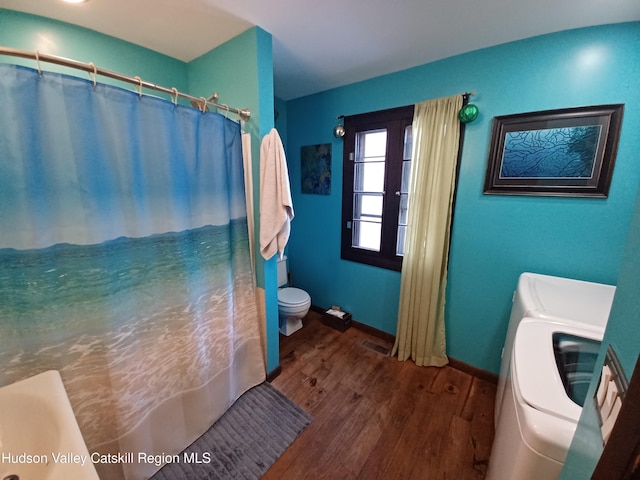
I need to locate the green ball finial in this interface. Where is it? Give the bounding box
[458,104,479,123]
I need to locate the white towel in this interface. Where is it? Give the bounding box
[242,133,256,275]
[259,128,294,260]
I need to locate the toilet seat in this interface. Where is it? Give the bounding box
[278,287,310,307]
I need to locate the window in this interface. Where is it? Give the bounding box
[341,105,414,271]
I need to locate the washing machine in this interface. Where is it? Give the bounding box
[495,273,616,425]
[486,318,602,480]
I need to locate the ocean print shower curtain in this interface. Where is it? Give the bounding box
[0,64,266,479]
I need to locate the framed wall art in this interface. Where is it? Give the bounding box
[484,104,624,197]
[301,143,332,195]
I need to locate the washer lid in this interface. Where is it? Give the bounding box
[520,272,615,329]
[513,318,602,424]
[278,287,310,306]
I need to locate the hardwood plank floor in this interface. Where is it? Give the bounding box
[264,311,496,480]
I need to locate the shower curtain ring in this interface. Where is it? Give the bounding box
[34,50,42,76]
[171,87,179,106]
[199,97,208,112]
[88,62,97,88]
[134,76,143,98]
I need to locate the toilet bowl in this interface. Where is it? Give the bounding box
[277,256,311,336]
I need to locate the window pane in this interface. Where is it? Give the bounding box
[358,130,387,159]
[398,193,409,225]
[397,124,413,257]
[352,220,381,251]
[403,125,413,160]
[396,225,406,256]
[354,193,383,219]
[400,160,411,193]
[353,129,386,253]
[354,162,385,192]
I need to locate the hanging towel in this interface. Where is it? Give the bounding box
[259,128,294,260]
[242,132,256,275]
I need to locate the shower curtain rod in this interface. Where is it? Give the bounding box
[0,46,251,122]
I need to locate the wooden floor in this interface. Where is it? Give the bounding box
[264,311,496,480]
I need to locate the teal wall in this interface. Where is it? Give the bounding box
[0,9,187,96]
[188,27,279,373]
[561,187,640,478]
[0,10,279,373]
[274,97,288,146]
[284,22,640,373]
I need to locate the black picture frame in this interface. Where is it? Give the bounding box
[483,104,624,197]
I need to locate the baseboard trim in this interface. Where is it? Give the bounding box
[311,304,395,343]
[351,319,395,344]
[266,365,282,382]
[310,305,497,384]
[448,357,498,385]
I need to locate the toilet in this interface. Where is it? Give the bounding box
[277,256,311,336]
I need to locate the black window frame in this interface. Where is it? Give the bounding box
[340,105,415,272]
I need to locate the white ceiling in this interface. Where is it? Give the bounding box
[2,0,640,100]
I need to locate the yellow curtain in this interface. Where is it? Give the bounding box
[392,94,463,367]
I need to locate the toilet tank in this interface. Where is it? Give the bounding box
[277,255,288,287]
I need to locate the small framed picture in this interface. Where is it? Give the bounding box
[484,104,624,197]
[301,143,331,195]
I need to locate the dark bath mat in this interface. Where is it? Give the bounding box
[151,382,312,479]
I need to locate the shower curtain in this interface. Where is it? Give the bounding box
[0,64,266,479]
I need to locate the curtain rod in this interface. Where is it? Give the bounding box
[0,46,251,122]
